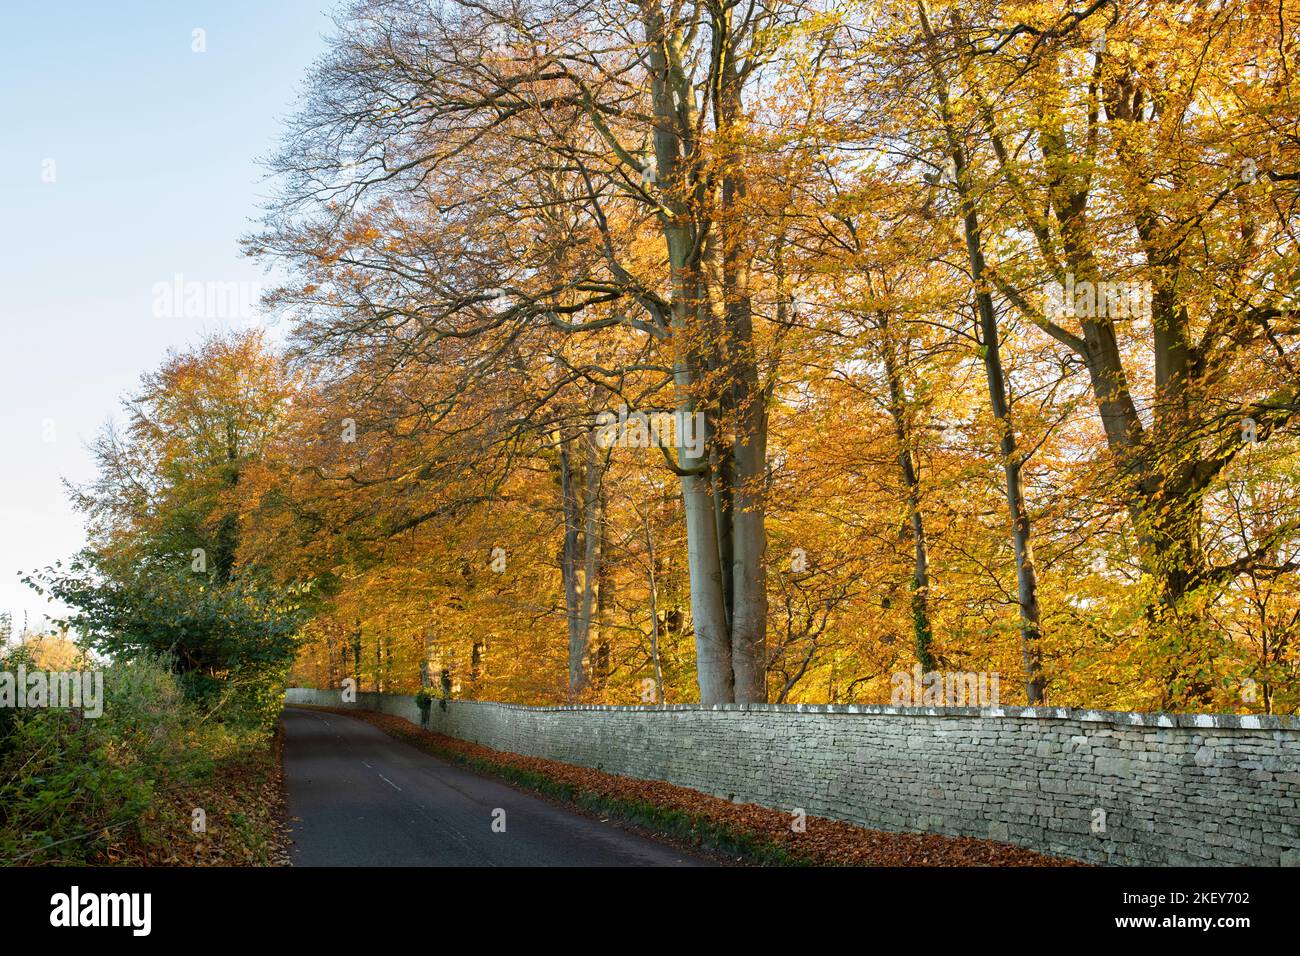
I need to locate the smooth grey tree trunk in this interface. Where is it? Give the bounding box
[642,3,735,704]
[920,0,1045,702]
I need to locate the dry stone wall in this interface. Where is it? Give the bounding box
[284,688,1300,866]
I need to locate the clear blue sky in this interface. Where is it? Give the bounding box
[0,0,336,635]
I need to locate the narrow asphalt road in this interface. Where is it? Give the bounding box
[281,706,709,866]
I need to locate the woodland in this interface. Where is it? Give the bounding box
[32,0,1300,714]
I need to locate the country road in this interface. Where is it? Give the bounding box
[280,706,709,866]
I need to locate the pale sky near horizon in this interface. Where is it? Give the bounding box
[0,1,336,635]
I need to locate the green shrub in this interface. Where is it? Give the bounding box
[0,651,266,865]
[415,687,434,723]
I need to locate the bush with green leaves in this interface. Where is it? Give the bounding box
[25,551,305,730]
[415,687,435,723]
[0,649,263,865]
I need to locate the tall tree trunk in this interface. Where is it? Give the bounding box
[677,400,733,703]
[729,381,768,702]
[580,431,605,680]
[642,2,734,703]
[592,482,613,691]
[880,320,936,671]
[963,181,1046,705]
[920,0,1044,702]
[712,6,768,702]
[558,436,589,698]
[645,519,666,704]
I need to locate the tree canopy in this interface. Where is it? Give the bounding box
[40,0,1300,714]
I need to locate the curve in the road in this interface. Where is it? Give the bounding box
[281,705,710,867]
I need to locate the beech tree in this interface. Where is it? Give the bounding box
[228,0,1298,713]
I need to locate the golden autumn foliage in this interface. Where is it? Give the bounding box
[69,0,1298,714]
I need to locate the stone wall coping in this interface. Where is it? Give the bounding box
[290,690,1299,731]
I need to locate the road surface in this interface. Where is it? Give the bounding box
[281,706,709,866]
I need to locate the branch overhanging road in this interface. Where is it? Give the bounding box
[281,706,711,866]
